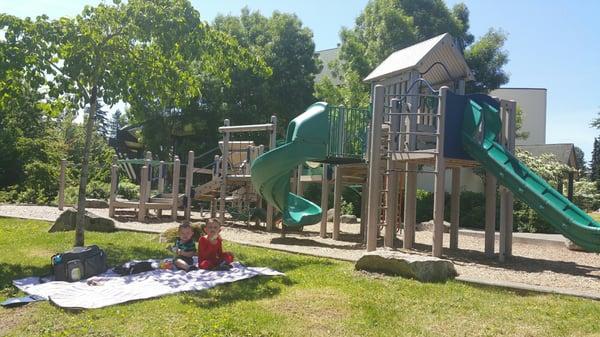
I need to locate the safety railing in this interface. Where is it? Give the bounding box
[326,105,371,163]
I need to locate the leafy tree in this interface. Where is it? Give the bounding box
[574,146,586,177]
[108,109,127,138]
[3,0,260,246]
[591,138,600,183]
[316,0,509,106]
[212,8,319,128]
[464,28,509,93]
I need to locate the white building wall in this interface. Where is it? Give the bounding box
[490,88,547,146]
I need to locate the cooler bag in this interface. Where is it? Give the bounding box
[51,245,107,282]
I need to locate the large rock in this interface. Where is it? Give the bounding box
[416,219,451,233]
[355,250,457,282]
[49,208,116,233]
[565,239,586,252]
[85,199,109,209]
[341,214,357,224]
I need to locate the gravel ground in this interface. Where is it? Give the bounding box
[2,204,600,295]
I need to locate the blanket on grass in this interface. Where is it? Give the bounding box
[13,260,283,309]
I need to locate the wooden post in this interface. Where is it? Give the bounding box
[296,164,304,196]
[366,85,385,251]
[109,164,118,217]
[499,99,516,261]
[58,159,66,210]
[185,150,194,221]
[171,156,180,221]
[450,167,460,249]
[385,98,400,248]
[403,73,420,250]
[210,198,217,218]
[432,86,448,258]
[158,161,165,194]
[138,164,149,222]
[484,172,497,257]
[333,166,343,240]
[320,163,329,238]
[360,180,368,243]
[145,151,152,199]
[266,115,277,231]
[220,120,230,226]
[403,164,417,249]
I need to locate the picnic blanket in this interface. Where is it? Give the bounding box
[13,259,283,309]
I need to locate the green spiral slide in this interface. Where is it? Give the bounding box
[462,98,600,251]
[250,102,330,227]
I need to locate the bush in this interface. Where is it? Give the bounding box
[340,198,355,215]
[118,180,139,200]
[572,179,600,212]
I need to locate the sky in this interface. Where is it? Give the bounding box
[2,0,599,160]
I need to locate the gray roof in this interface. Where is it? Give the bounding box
[517,143,577,168]
[363,33,473,84]
[315,47,342,85]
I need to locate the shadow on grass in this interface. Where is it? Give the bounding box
[181,274,293,309]
[0,262,51,294]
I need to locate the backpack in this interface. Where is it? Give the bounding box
[51,245,108,282]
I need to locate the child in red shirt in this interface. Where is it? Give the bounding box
[198,218,234,270]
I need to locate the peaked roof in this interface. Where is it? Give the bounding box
[517,143,577,168]
[364,33,473,84]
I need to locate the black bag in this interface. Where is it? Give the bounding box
[51,245,107,282]
[113,261,155,276]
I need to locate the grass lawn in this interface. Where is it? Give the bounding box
[1,218,600,337]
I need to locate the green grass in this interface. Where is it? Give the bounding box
[1,217,600,337]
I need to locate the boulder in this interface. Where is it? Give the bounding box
[49,208,116,233]
[565,239,586,252]
[416,219,451,233]
[85,199,109,209]
[341,214,357,224]
[355,250,457,282]
[326,208,335,222]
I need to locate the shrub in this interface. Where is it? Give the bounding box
[340,198,355,215]
[572,179,600,212]
[118,180,139,200]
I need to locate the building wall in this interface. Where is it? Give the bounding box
[490,88,547,146]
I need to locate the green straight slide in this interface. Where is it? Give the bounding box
[462,99,600,251]
[251,102,330,227]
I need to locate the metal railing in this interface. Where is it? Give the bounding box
[326,105,371,163]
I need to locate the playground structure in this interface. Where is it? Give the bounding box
[250,32,600,260]
[57,32,600,260]
[58,116,278,226]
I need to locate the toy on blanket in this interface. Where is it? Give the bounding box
[159,259,173,270]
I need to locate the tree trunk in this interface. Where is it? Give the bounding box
[74,85,98,247]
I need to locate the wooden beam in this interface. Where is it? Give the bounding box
[484,172,496,257]
[58,159,66,211]
[366,85,385,251]
[450,167,460,249]
[432,87,449,258]
[333,166,343,240]
[171,157,180,221]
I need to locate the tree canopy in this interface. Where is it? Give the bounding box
[315,0,509,106]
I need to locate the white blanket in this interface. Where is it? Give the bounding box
[13,261,283,309]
